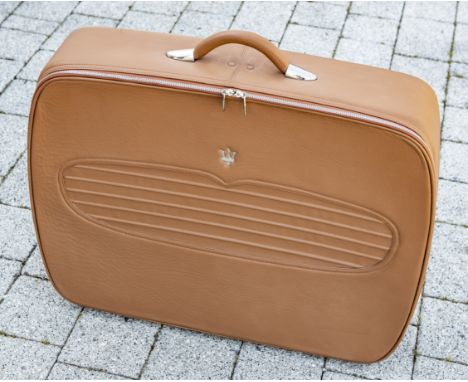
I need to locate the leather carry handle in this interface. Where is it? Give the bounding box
[166,30,317,81]
[194,30,289,74]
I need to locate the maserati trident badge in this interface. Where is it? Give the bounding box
[219,147,237,167]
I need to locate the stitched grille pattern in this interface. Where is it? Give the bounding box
[61,160,397,271]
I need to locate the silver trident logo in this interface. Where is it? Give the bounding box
[219,147,237,167]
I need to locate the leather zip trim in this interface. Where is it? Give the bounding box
[40,69,427,147]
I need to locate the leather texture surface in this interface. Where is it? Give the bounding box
[29,28,440,363]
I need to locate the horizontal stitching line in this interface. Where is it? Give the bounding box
[65,176,392,238]
[73,199,384,261]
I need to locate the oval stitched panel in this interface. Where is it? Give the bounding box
[60,159,398,271]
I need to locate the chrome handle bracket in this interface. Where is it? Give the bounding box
[285,64,317,81]
[166,48,195,62]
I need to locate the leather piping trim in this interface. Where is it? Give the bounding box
[64,174,383,231]
[87,214,366,268]
[65,186,389,250]
[73,164,383,223]
[66,198,382,266]
[72,200,385,260]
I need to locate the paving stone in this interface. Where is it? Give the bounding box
[2,14,58,35]
[292,2,347,30]
[188,1,241,16]
[0,79,36,116]
[453,24,468,64]
[391,54,448,109]
[0,258,21,297]
[435,179,468,226]
[0,114,27,177]
[233,343,324,380]
[142,326,240,379]
[281,25,339,58]
[0,153,30,208]
[232,1,296,42]
[447,72,468,108]
[404,1,457,23]
[447,75,468,109]
[350,1,403,20]
[119,10,177,33]
[74,1,132,20]
[0,336,60,379]
[48,363,125,380]
[22,246,48,280]
[342,14,399,45]
[0,28,46,62]
[413,355,468,380]
[0,2,18,23]
[450,62,468,79]
[132,1,187,16]
[15,1,77,22]
[322,371,361,380]
[425,223,468,303]
[419,298,468,364]
[335,38,393,68]
[0,204,36,261]
[443,106,468,144]
[326,326,417,379]
[0,1,19,14]
[396,17,453,61]
[0,276,81,345]
[330,1,350,6]
[43,14,117,51]
[0,58,23,93]
[440,141,468,183]
[60,309,158,378]
[18,49,55,81]
[173,10,233,37]
[451,62,468,78]
[458,1,468,24]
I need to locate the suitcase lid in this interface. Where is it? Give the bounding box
[39,27,440,164]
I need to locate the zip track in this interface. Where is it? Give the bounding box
[40,69,425,145]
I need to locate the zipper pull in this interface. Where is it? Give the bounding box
[221,88,247,116]
[221,88,232,111]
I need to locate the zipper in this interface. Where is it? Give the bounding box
[40,69,426,145]
[221,88,247,115]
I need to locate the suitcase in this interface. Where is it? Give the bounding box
[28,28,440,362]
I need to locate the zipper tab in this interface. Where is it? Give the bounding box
[221,88,247,116]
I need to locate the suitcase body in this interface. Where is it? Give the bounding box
[28,28,440,362]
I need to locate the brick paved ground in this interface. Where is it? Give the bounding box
[0,1,467,379]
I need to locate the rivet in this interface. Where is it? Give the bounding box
[246,64,255,70]
[227,61,237,67]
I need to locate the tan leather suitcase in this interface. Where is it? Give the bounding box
[28,28,440,362]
